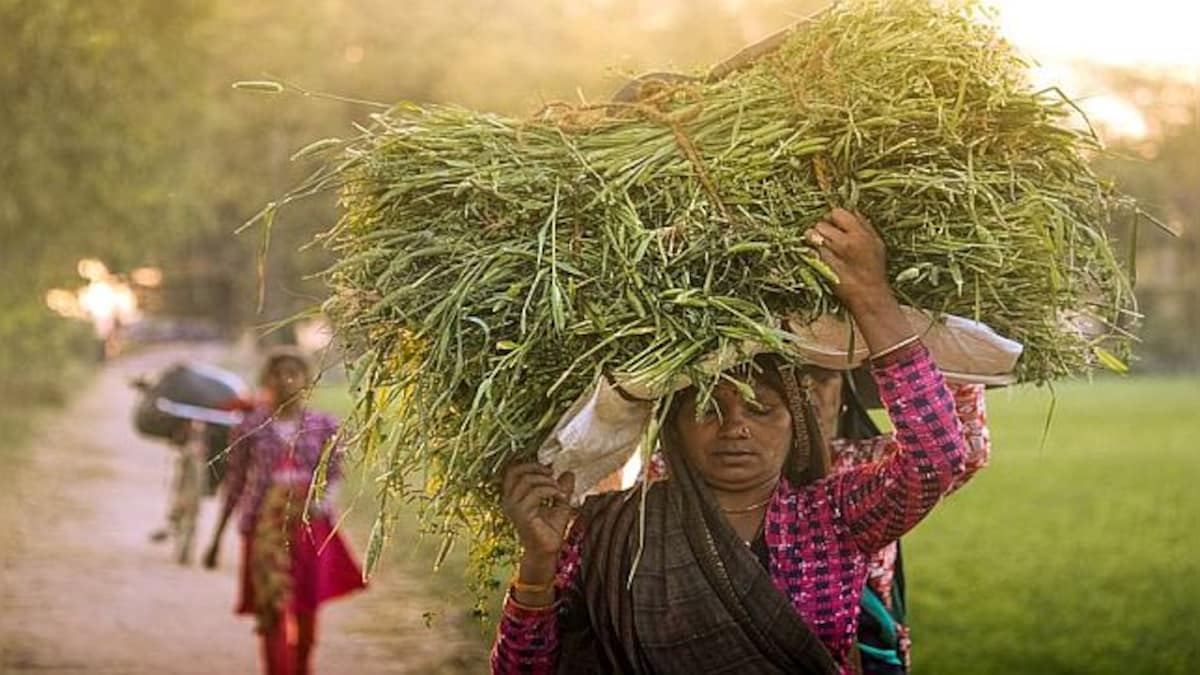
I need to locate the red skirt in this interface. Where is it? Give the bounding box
[237,514,366,616]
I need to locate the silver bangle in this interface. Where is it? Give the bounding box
[870,334,921,361]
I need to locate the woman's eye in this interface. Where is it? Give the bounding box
[691,402,720,422]
[748,403,772,416]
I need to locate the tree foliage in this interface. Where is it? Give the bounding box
[2,0,1193,413]
[0,0,818,404]
[1090,67,1200,369]
[0,0,209,399]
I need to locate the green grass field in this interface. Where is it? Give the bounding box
[313,376,1200,673]
[906,377,1200,674]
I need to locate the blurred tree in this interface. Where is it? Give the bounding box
[1090,67,1200,370]
[0,0,823,405]
[169,0,825,333]
[47,0,1200,416]
[0,0,210,401]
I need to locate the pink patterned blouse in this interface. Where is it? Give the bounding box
[492,345,977,674]
[829,381,989,666]
[221,406,343,535]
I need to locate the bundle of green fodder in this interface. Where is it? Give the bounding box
[292,0,1142,585]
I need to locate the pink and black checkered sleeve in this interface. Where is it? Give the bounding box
[946,383,990,495]
[491,600,562,674]
[829,343,967,554]
[489,520,585,674]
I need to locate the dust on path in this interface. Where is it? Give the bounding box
[0,345,488,674]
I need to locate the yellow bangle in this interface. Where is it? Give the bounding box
[506,591,555,613]
[870,334,921,361]
[510,574,555,595]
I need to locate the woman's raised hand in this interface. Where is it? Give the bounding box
[804,208,892,311]
[502,463,575,578]
[805,208,913,356]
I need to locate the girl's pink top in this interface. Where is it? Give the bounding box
[492,344,982,674]
[221,406,343,535]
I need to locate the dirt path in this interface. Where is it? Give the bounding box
[0,345,486,674]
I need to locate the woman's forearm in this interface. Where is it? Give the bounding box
[491,551,565,675]
[804,208,915,357]
[844,287,914,358]
[491,523,587,674]
[512,552,558,607]
[491,599,561,675]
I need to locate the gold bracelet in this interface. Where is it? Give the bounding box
[870,334,921,361]
[506,591,556,613]
[510,574,555,595]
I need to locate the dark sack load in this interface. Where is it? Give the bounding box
[133,361,247,439]
[133,362,248,493]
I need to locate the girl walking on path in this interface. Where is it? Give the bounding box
[204,348,365,675]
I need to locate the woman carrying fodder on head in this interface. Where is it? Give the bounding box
[492,209,988,674]
[285,0,1141,672]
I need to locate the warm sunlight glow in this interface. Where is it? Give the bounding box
[77,278,139,336]
[987,1,1196,140]
[45,289,85,320]
[1082,94,1150,140]
[77,258,109,282]
[621,451,643,490]
[47,259,142,338]
[990,0,1200,68]
[131,266,164,287]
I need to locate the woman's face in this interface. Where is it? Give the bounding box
[673,376,793,493]
[266,357,309,403]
